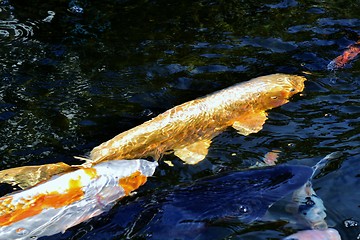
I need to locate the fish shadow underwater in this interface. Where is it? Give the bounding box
[51,164,313,240]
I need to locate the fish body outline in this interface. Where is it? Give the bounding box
[90,73,306,165]
[79,164,313,240]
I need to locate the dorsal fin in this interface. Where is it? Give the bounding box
[232,111,268,135]
[174,139,212,164]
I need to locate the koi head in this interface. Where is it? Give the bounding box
[256,74,306,109]
[287,182,328,230]
[92,159,158,198]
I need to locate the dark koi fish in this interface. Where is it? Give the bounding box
[61,164,312,240]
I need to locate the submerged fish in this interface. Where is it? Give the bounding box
[90,73,306,165]
[288,181,328,229]
[283,228,341,240]
[0,159,157,240]
[286,153,342,230]
[68,164,312,240]
[283,153,343,240]
[327,43,360,70]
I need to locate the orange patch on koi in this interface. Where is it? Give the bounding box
[119,171,148,196]
[328,41,360,70]
[83,168,98,179]
[0,178,84,227]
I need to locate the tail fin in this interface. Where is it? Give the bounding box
[0,162,76,190]
[311,151,342,179]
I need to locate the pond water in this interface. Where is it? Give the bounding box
[0,0,359,239]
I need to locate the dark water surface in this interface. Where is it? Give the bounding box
[0,0,359,239]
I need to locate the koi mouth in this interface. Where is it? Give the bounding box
[288,75,306,94]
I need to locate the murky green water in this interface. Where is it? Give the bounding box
[0,0,359,239]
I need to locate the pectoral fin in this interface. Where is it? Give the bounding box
[232,111,268,136]
[0,162,76,189]
[174,139,211,165]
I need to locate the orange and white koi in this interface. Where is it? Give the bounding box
[0,159,157,240]
[90,73,306,165]
[327,39,360,70]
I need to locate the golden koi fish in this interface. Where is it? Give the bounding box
[90,73,306,165]
[0,73,305,189]
[0,159,157,240]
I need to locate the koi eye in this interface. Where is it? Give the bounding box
[305,197,315,205]
[238,204,251,214]
[15,227,29,236]
[271,96,278,99]
[290,88,296,92]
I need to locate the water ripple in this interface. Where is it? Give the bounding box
[0,19,35,41]
[0,3,38,43]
